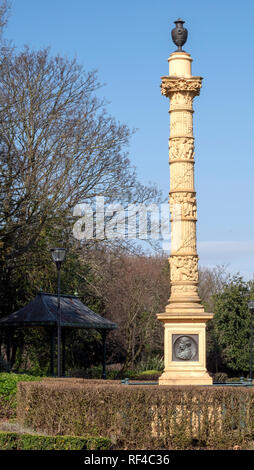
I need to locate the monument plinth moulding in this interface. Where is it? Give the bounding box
[157,19,213,385]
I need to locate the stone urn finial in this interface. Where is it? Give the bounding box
[171,18,188,52]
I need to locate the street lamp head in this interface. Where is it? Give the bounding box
[50,248,66,266]
[248,300,254,310]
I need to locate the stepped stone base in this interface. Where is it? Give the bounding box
[158,369,213,386]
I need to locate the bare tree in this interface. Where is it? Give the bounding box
[198,264,230,312]
[0,47,160,264]
[82,246,170,368]
[0,0,10,39]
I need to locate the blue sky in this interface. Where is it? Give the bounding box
[4,0,254,279]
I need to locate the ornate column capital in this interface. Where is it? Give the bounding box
[161,76,203,98]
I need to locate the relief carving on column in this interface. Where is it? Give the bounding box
[170,91,194,108]
[170,255,198,282]
[169,137,194,160]
[170,192,197,219]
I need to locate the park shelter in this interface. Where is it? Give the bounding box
[0,292,117,377]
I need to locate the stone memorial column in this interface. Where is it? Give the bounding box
[157,19,213,385]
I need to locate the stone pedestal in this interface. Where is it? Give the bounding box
[157,46,213,385]
[157,314,212,385]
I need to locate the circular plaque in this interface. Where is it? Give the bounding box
[173,335,198,361]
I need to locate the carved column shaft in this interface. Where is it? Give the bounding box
[161,66,204,312]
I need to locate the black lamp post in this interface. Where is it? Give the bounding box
[50,248,66,377]
[248,300,254,382]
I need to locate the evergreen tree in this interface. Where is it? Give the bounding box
[210,275,254,375]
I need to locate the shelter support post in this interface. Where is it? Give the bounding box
[101,330,107,380]
[62,327,66,377]
[50,327,56,377]
[6,328,11,369]
[0,331,2,361]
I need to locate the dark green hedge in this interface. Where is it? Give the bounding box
[0,431,111,450]
[17,378,254,450]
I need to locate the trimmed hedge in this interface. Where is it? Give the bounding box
[0,431,111,450]
[17,378,254,450]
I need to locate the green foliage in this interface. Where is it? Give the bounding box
[0,373,41,402]
[133,370,160,378]
[124,370,161,381]
[210,275,254,375]
[135,354,164,373]
[0,431,111,450]
[0,373,41,418]
[227,377,243,383]
[17,378,254,450]
[68,366,162,381]
[67,365,105,379]
[66,329,103,371]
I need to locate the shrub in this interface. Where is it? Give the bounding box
[227,377,242,383]
[0,431,111,450]
[136,355,164,372]
[130,370,161,381]
[116,369,160,380]
[106,363,122,372]
[66,365,161,381]
[212,372,228,383]
[17,378,254,450]
[0,373,41,418]
[66,368,91,378]
[67,366,120,380]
